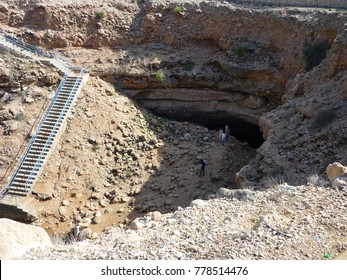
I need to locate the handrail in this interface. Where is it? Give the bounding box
[1,74,68,196]
[0,33,42,57]
[0,31,88,199]
[23,68,86,192]
[0,31,81,72]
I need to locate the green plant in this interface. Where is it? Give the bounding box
[151,52,158,60]
[96,10,106,21]
[310,108,337,130]
[65,121,71,133]
[232,44,248,56]
[125,169,133,178]
[153,69,165,82]
[85,178,96,190]
[173,6,183,14]
[92,142,99,152]
[15,112,25,121]
[302,41,330,71]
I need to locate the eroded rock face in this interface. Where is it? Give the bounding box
[0,0,346,188]
[238,29,347,186]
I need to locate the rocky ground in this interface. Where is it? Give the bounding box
[17,182,347,260]
[0,0,346,260]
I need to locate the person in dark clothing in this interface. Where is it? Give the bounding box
[199,160,206,177]
[225,125,230,142]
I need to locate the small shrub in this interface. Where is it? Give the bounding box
[50,234,66,246]
[15,112,25,121]
[96,10,106,21]
[85,178,96,190]
[310,108,337,130]
[302,41,330,71]
[173,6,183,14]
[232,44,248,56]
[92,142,99,152]
[153,69,165,82]
[65,121,71,133]
[125,169,133,178]
[151,52,158,60]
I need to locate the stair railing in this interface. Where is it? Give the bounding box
[0,74,68,197]
[22,68,87,193]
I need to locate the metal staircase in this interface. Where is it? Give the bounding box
[0,31,88,217]
[2,72,86,197]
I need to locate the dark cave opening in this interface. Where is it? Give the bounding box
[146,108,264,149]
[192,113,264,149]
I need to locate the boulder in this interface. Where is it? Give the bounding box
[79,228,92,240]
[0,219,52,259]
[326,162,347,182]
[332,175,347,191]
[190,199,208,208]
[216,188,256,201]
[261,212,291,233]
[146,211,162,221]
[129,219,144,230]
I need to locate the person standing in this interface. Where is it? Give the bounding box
[225,125,230,142]
[199,160,206,177]
[219,129,226,146]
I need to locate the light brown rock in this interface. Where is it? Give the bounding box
[0,219,52,259]
[326,162,347,182]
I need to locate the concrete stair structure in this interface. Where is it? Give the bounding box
[0,31,88,220]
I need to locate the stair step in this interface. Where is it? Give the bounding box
[41,123,60,128]
[23,157,44,163]
[54,100,70,105]
[16,170,37,177]
[36,131,57,137]
[32,136,54,142]
[60,89,78,93]
[8,184,29,191]
[44,116,62,122]
[7,185,29,192]
[27,151,48,157]
[53,101,72,106]
[30,146,51,152]
[7,186,30,192]
[39,126,60,132]
[10,181,33,188]
[6,190,28,197]
[17,167,39,173]
[40,125,59,131]
[46,110,66,115]
[32,140,53,147]
[50,105,70,111]
[35,135,52,141]
[15,173,34,179]
[12,178,34,184]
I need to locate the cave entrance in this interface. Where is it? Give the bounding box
[146,109,264,149]
[188,112,264,149]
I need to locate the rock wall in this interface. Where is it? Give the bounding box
[230,0,347,9]
[237,28,347,186]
